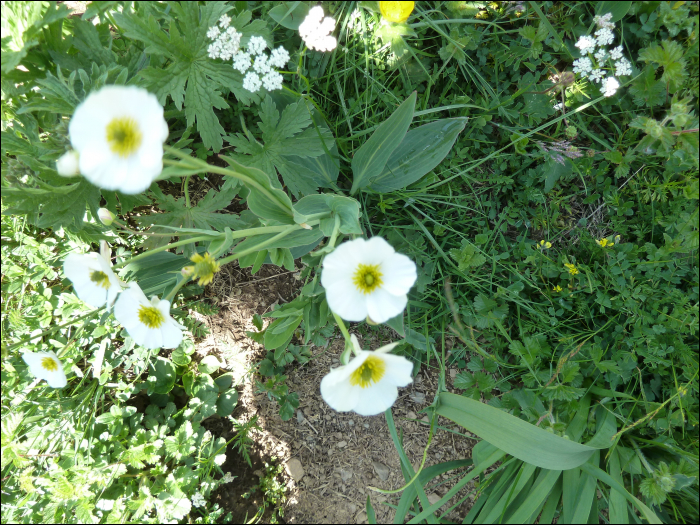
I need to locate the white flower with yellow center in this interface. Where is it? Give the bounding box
[22,351,67,388]
[321,237,416,324]
[320,335,413,416]
[68,85,169,195]
[113,282,184,349]
[63,252,123,309]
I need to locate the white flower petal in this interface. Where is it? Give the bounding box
[320,367,361,412]
[324,280,369,321]
[69,85,168,195]
[366,289,408,324]
[22,351,67,388]
[380,252,417,295]
[380,354,414,387]
[353,379,398,416]
[64,253,122,308]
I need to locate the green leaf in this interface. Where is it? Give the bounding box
[148,357,177,395]
[351,92,417,194]
[264,315,302,349]
[385,312,405,337]
[436,392,611,470]
[629,66,666,108]
[595,1,632,22]
[220,155,295,223]
[225,95,336,197]
[543,159,572,193]
[214,372,234,392]
[638,40,687,90]
[198,355,220,375]
[268,2,310,30]
[449,241,486,271]
[114,3,266,151]
[293,194,362,234]
[216,390,239,416]
[366,117,467,193]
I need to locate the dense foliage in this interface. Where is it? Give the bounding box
[2,1,698,523]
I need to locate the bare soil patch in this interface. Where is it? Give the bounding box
[194,261,478,523]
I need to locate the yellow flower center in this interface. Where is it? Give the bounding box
[106,117,142,157]
[41,357,58,372]
[349,355,386,388]
[188,252,220,286]
[89,270,111,289]
[138,305,165,329]
[352,264,383,294]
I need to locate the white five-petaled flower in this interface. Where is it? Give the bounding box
[22,350,67,388]
[113,282,183,349]
[56,150,81,177]
[320,335,413,416]
[299,6,337,52]
[63,252,123,309]
[321,237,417,324]
[601,77,620,97]
[574,35,597,53]
[68,86,168,194]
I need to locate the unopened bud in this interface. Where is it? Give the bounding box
[56,150,80,177]
[98,208,115,226]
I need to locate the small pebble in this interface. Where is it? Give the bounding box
[337,440,347,448]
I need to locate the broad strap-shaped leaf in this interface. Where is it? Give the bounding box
[436,392,608,470]
[351,92,417,194]
[367,117,467,193]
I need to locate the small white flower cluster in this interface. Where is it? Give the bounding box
[191,492,206,508]
[299,6,337,52]
[572,13,632,97]
[207,15,242,61]
[207,15,288,93]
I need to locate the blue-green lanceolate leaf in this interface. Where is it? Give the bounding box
[367,117,467,193]
[436,392,609,470]
[350,92,417,195]
[294,194,362,234]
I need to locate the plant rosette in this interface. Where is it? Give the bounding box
[321,237,417,324]
[321,335,413,416]
[67,85,169,194]
[63,252,123,309]
[22,350,67,388]
[113,282,184,349]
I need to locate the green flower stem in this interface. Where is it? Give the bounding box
[164,274,191,303]
[6,307,105,352]
[332,312,356,365]
[217,226,303,266]
[163,146,294,219]
[111,236,214,270]
[327,213,342,249]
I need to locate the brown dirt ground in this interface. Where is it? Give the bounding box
[193,261,480,524]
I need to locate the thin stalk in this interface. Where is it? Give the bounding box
[218,226,302,266]
[6,308,105,352]
[111,235,214,269]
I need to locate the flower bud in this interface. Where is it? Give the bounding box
[97,208,116,226]
[56,150,80,177]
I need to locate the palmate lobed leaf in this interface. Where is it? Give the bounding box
[114,2,268,152]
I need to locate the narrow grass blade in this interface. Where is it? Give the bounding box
[608,449,630,524]
[571,451,599,523]
[506,468,562,523]
[537,476,563,524]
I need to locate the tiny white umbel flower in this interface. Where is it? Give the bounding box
[113,282,184,349]
[63,252,123,309]
[22,351,67,388]
[321,335,413,416]
[321,237,417,324]
[299,6,337,52]
[68,85,169,195]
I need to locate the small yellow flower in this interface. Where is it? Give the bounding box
[595,238,614,248]
[537,240,552,249]
[183,252,220,286]
[564,263,579,275]
[379,1,415,23]
[614,235,620,244]
[553,285,562,292]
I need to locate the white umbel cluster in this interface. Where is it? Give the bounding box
[299,6,337,52]
[207,15,288,93]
